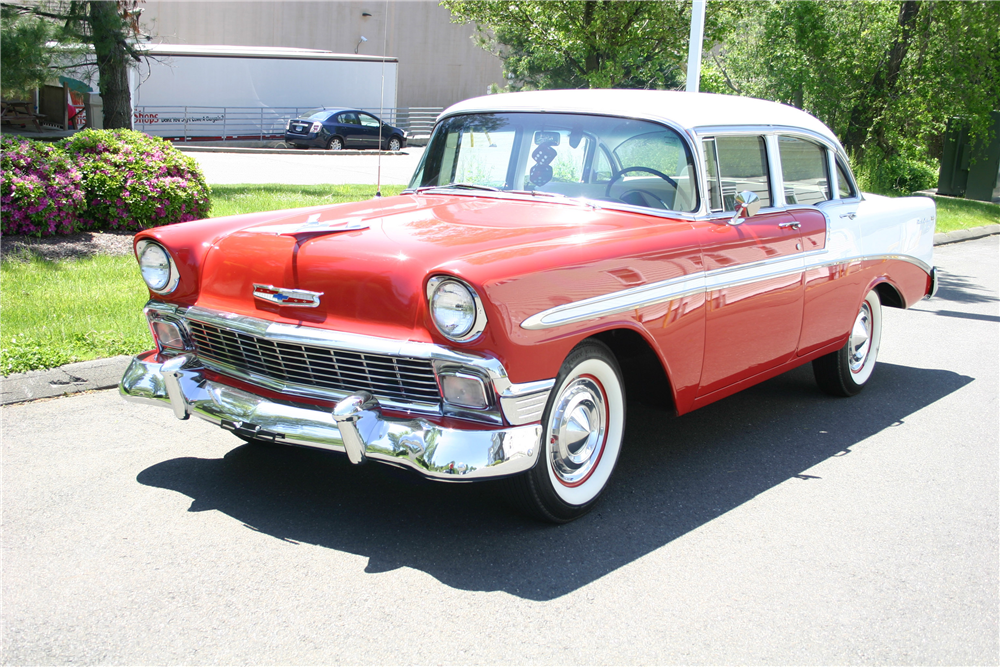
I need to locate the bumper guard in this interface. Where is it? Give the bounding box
[120,351,542,480]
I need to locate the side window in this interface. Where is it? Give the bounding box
[703,138,723,211]
[779,136,830,205]
[359,114,380,128]
[709,135,771,211]
[338,113,360,125]
[836,158,857,199]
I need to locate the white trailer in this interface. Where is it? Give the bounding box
[129,44,399,140]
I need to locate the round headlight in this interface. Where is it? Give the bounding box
[137,241,177,294]
[428,277,485,341]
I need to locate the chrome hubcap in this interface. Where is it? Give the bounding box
[548,376,607,486]
[849,302,872,373]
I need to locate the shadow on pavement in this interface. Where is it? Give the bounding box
[137,362,971,601]
[934,269,999,305]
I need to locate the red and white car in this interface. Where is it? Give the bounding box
[121,90,937,522]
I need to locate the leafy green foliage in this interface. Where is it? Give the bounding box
[851,150,939,196]
[443,1,719,89]
[0,6,60,98]
[62,129,211,231]
[709,0,1000,189]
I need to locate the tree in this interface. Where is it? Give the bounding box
[442,1,721,90]
[707,1,1000,167]
[0,1,147,129]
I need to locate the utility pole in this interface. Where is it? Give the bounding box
[686,0,706,93]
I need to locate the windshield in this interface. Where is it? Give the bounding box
[302,109,334,120]
[409,112,699,213]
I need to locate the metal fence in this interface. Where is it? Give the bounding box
[132,105,443,142]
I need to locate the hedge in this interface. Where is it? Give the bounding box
[1,129,211,238]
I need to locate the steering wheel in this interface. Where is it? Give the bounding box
[617,189,669,210]
[605,166,678,199]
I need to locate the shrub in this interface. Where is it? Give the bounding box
[0,135,87,237]
[62,129,211,231]
[852,150,939,196]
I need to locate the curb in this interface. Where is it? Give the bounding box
[933,224,999,246]
[1,356,131,406]
[174,145,415,156]
[2,225,997,406]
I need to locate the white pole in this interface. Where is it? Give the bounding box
[686,0,706,93]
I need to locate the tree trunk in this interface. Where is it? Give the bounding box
[843,0,920,159]
[89,1,133,130]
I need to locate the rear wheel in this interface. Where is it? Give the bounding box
[813,289,882,397]
[503,340,625,523]
[327,136,343,150]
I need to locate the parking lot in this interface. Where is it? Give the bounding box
[2,235,996,664]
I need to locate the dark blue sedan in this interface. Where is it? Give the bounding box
[284,108,407,151]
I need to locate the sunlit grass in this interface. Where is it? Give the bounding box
[0,254,150,374]
[209,183,405,217]
[918,194,1000,233]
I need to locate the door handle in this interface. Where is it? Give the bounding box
[778,222,801,230]
[840,212,857,220]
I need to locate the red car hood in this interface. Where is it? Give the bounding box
[193,194,664,339]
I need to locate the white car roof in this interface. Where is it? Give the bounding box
[442,89,842,149]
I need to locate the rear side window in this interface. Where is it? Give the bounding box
[836,159,857,198]
[703,135,771,211]
[779,136,830,205]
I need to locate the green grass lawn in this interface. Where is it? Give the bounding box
[1,183,997,375]
[916,193,1000,233]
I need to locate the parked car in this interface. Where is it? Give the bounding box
[284,108,406,151]
[121,90,937,523]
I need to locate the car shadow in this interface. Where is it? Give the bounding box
[136,362,971,601]
[933,269,999,305]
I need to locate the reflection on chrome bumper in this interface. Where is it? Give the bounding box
[120,352,542,481]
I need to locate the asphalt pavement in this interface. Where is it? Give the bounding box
[186,146,425,186]
[2,235,996,664]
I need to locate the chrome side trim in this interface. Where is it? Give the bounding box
[521,251,933,331]
[119,353,541,481]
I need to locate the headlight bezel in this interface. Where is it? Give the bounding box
[136,239,180,295]
[426,276,488,342]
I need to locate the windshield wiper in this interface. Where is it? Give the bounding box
[508,189,569,199]
[415,183,501,193]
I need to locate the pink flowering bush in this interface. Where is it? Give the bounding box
[62,129,211,231]
[1,135,87,237]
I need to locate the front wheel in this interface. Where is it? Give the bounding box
[813,289,883,396]
[503,340,625,523]
[385,136,401,151]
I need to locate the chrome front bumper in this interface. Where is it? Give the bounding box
[120,351,542,481]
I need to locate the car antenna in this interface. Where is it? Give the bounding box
[374,0,389,199]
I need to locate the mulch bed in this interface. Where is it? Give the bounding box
[1,231,135,261]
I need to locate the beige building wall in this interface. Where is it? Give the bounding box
[141,1,504,109]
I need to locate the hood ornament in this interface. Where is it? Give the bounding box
[253,284,323,307]
[252,212,370,236]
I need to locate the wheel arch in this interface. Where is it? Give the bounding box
[589,327,677,413]
[871,277,905,309]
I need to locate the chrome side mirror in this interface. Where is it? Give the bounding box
[728,190,761,226]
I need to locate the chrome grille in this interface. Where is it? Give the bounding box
[187,320,441,405]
